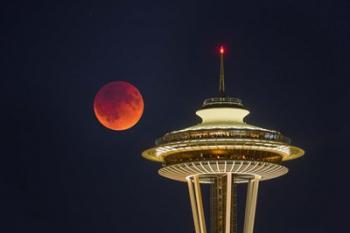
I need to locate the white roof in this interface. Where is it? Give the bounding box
[173,107,275,133]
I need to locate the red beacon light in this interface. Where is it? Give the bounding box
[219,45,225,54]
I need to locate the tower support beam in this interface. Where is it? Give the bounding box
[225,173,233,233]
[187,176,207,233]
[187,177,201,233]
[243,175,260,233]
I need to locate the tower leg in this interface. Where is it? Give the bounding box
[187,176,207,233]
[187,177,201,233]
[225,173,233,233]
[243,176,260,233]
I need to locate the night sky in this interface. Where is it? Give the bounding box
[2,1,350,233]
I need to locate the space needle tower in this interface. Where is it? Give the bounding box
[142,46,304,233]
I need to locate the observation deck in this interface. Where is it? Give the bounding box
[142,97,304,182]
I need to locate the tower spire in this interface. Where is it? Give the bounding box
[219,45,225,96]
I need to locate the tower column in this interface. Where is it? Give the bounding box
[187,177,201,233]
[210,174,237,233]
[243,175,260,233]
[225,173,233,233]
[187,176,207,233]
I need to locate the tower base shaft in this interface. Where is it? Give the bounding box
[210,175,237,233]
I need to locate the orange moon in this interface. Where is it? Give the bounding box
[93,81,144,131]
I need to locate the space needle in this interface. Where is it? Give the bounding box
[142,46,304,233]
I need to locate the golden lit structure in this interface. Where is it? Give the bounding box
[142,46,304,233]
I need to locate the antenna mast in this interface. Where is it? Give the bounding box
[219,46,225,96]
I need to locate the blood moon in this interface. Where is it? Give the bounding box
[93,81,144,131]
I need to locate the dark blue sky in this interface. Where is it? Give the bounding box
[1,1,349,233]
